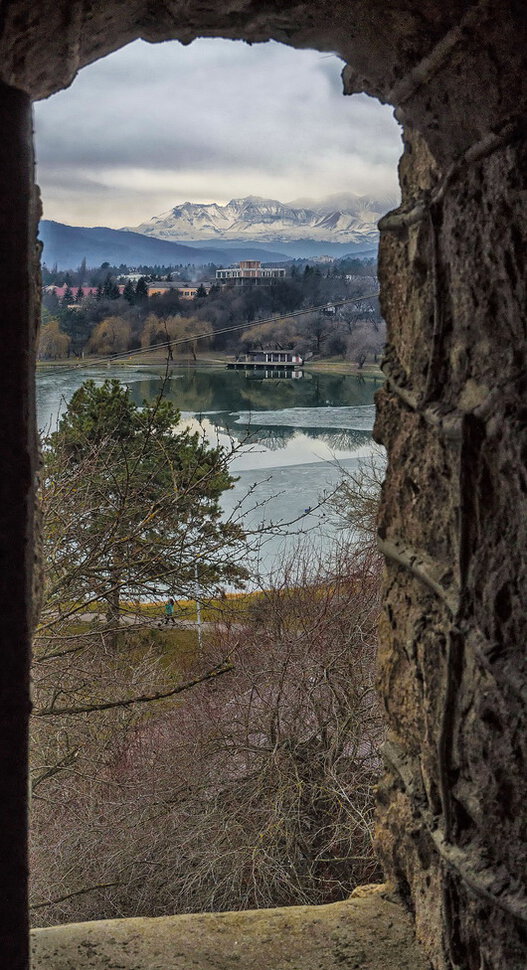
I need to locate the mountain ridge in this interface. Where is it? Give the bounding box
[125,194,392,247]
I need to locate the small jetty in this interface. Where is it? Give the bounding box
[227,350,304,372]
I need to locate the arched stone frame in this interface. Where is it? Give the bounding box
[0,3,525,969]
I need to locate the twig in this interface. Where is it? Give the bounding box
[31,882,120,911]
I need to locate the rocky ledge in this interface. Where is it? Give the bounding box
[31,884,427,970]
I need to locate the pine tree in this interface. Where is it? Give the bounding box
[41,379,247,622]
[123,280,135,304]
[102,273,120,301]
[135,277,149,302]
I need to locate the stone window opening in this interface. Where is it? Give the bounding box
[30,35,397,932]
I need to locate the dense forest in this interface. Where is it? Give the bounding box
[39,257,384,367]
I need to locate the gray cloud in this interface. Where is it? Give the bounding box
[34,39,402,227]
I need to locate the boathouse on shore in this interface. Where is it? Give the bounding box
[228,349,303,370]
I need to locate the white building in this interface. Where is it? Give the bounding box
[216,260,286,284]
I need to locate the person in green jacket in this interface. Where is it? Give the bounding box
[164,598,176,625]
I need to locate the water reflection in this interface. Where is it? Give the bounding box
[204,418,372,454]
[125,367,381,414]
[37,364,379,469]
[36,364,381,582]
[37,365,380,436]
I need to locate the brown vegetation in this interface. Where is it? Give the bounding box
[30,542,383,925]
[38,318,71,359]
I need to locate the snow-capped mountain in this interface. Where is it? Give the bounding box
[125,194,393,248]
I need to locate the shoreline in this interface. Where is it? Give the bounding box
[37,353,383,379]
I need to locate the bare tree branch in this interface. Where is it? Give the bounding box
[31,883,120,911]
[33,662,234,717]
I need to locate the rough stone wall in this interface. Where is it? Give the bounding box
[0,2,525,969]
[0,82,39,970]
[375,119,527,968]
[0,0,518,116]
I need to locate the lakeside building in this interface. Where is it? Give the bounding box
[216,260,286,286]
[228,349,303,371]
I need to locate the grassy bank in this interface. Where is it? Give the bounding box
[36,351,226,369]
[73,587,263,626]
[128,588,264,625]
[37,350,383,377]
[305,359,383,377]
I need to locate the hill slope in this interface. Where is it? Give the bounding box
[39,221,288,269]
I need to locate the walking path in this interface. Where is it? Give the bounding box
[76,612,246,633]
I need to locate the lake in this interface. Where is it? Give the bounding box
[36,365,383,585]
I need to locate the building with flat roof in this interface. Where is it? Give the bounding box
[228,349,303,371]
[216,260,286,285]
[147,282,212,299]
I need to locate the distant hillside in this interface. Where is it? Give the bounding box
[184,239,378,259]
[38,221,288,270]
[126,194,391,251]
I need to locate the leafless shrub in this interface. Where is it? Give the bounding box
[30,541,384,924]
[329,447,386,559]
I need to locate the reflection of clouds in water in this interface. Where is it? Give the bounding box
[178,416,378,472]
[200,414,372,457]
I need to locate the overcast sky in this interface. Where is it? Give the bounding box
[33,38,402,228]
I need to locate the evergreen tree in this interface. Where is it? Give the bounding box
[61,285,74,307]
[102,273,120,301]
[135,277,149,302]
[41,380,247,622]
[123,280,136,304]
[58,307,93,354]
